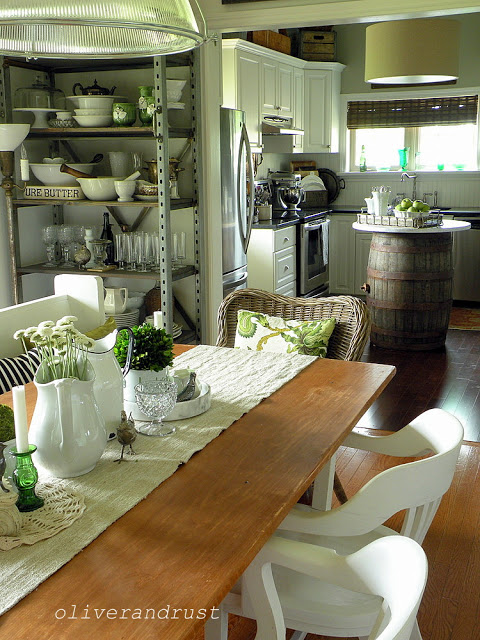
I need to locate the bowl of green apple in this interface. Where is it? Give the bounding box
[394,198,430,219]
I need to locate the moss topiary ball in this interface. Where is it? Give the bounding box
[0,404,15,442]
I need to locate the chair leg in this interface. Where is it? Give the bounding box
[204,607,228,640]
[409,619,424,640]
[333,472,348,504]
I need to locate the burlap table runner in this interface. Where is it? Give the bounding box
[0,344,316,616]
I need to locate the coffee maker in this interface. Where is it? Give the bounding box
[268,170,304,218]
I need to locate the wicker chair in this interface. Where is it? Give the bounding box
[216,288,370,361]
[216,288,372,506]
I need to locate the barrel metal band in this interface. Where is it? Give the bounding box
[370,242,452,254]
[367,299,452,311]
[367,268,454,281]
[371,324,447,338]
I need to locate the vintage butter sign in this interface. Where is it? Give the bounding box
[24,185,85,200]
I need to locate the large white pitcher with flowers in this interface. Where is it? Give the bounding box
[14,316,107,478]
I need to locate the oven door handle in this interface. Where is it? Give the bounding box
[303,220,327,231]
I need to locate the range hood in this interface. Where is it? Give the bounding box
[262,115,304,136]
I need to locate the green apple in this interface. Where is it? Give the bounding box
[401,198,413,208]
[421,203,430,212]
[395,204,407,211]
[412,200,425,210]
[407,206,421,213]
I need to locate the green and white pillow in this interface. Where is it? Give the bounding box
[234,310,335,358]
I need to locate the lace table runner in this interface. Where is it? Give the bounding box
[0,345,316,616]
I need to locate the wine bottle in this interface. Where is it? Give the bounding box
[359,145,367,172]
[100,211,115,265]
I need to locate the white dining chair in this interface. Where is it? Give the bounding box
[206,535,427,640]
[279,408,463,548]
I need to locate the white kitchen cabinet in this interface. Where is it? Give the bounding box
[303,63,344,153]
[222,41,262,151]
[354,232,372,296]
[261,59,294,118]
[292,67,304,153]
[329,214,372,296]
[329,215,356,294]
[247,225,296,294]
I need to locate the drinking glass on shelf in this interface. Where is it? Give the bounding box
[41,225,58,267]
[150,232,160,271]
[123,232,136,270]
[73,225,86,251]
[114,233,126,269]
[172,232,178,266]
[134,231,150,272]
[57,225,76,268]
[176,231,186,265]
[134,380,177,437]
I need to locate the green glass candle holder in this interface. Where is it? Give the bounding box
[11,445,44,512]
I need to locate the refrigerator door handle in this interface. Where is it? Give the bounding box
[236,121,255,254]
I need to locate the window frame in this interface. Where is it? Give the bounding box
[340,87,480,173]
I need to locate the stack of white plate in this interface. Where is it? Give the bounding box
[144,316,183,338]
[106,308,139,328]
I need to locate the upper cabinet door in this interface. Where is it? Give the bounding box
[303,66,343,153]
[261,60,293,118]
[262,60,277,115]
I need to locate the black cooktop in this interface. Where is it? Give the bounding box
[272,208,329,222]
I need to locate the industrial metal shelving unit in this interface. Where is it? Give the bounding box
[0,52,205,343]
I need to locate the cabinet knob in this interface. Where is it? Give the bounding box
[361,283,370,293]
[284,265,289,271]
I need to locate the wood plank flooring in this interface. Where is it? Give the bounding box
[359,329,480,442]
[199,437,480,640]
[195,328,480,640]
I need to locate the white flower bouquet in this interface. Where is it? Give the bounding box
[14,316,95,383]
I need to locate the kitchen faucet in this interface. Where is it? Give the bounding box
[401,172,417,201]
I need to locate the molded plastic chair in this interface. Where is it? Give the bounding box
[207,535,427,640]
[216,288,371,362]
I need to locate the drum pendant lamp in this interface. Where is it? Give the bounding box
[0,0,207,58]
[365,18,460,84]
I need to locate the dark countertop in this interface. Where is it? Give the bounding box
[252,218,300,230]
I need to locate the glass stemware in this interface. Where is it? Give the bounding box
[134,380,177,437]
[41,225,58,267]
[57,225,76,267]
[176,231,186,265]
[114,233,126,269]
[134,231,150,272]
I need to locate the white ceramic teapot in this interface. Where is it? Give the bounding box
[104,287,128,315]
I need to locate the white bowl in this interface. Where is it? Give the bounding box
[74,108,112,116]
[0,124,30,151]
[67,95,126,109]
[166,79,186,102]
[30,162,96,186]
[126,296,144,309]
[76,176,125,201]
[73,114,113,128]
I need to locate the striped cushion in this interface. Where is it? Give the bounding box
[0,350,41,394]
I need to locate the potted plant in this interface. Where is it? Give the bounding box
[114,324,174,420]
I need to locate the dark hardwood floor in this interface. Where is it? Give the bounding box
[359,328,480,442]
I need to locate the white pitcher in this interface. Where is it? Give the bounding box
[29,362,107,478]
[88,329,134,439]
[104,287,128,314]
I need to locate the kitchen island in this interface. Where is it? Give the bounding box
[353,220,470,350]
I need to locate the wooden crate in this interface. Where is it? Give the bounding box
[252,30,291,55]
[299,30,336,61]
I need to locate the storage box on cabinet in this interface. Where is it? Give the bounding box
[299,31,336,61]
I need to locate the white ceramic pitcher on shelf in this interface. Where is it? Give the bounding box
[104,287,128,315]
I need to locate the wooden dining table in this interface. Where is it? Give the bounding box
[0,345,395,640]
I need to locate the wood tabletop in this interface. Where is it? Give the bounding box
[0,346,395,639]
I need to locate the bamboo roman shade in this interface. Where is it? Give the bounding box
[347,96,478,129]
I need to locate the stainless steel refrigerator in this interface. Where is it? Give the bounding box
[220,107,254,298]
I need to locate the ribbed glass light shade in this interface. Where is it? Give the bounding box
[0,0,205,58]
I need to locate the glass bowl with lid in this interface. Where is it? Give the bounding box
[14,74,66,110]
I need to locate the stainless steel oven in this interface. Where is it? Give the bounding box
[297,213,330,297]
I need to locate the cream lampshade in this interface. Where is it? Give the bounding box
[365,18,460,84]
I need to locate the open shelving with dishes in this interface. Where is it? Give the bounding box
[1,52,204,343]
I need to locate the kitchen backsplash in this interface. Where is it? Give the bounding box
[259,152,480,209]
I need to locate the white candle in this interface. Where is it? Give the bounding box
[153,311,163,329]
[12,385,29,453]
[20,159,30,181]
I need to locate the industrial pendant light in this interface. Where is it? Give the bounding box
[365,18,460,84]
[0,0,207,59]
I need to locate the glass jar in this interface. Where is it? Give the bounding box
[14,74,66,110]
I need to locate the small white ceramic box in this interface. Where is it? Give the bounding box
[24,185,85,200]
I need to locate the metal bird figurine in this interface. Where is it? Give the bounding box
[0,443,9,492]
[115,411,137,463]
[177,372,197,402]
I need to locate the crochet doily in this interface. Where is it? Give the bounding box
[0,482,85,551]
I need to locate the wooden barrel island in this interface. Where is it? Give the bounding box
[353,220,471,350]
